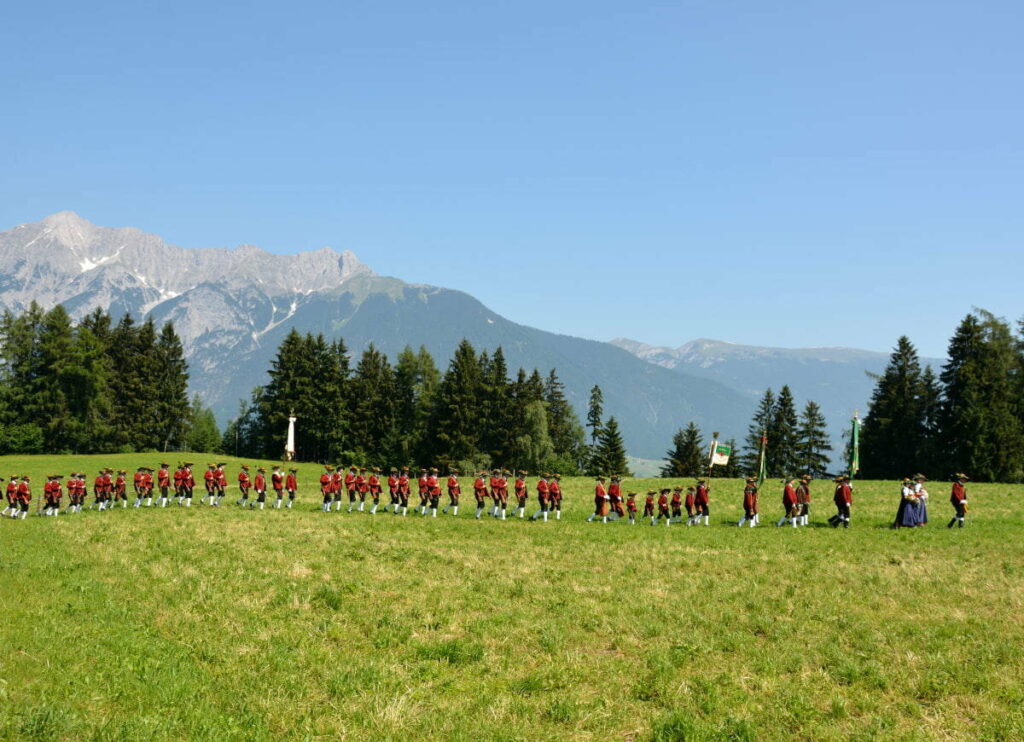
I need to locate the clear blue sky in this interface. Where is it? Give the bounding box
[2,1,1022,358]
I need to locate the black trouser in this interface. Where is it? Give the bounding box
[287,489,295,501]
[256,489,266,503]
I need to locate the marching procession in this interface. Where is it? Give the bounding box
[0,462,972,529]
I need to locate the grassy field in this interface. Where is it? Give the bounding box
[1,453,1022,741]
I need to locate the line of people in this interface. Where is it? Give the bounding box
[315,466,566,521]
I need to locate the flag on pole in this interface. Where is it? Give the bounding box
[756,432,768,486]
[848,413,860,478]
[709,440,732,467]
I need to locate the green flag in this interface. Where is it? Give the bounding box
[849,415,860,478]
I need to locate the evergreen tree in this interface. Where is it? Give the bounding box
[186,394,222,453]
[348,343,396,465]
[481,347,513,464]
[661,422,704,476]
[860,336,927,478]
[939,312,1024,481]
[152,322,190,452]
[592,416,631,476]
[544,369,586,474]
[430,339,485,465]
[769,385,800,476]
[741,389,774,474]
[918,365,942,475]
[586,385,604,444]
[795,400,832,477]
[513,399,554,471]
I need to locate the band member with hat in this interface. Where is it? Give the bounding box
[397,466,411,516]
[654,488,671,526]
[319,465,333,512]
[443,468,461,516]
[587,476,610,523]
[15,475,31,519]
[387,468,400,513]
[271,465,285,509]
[201,463,217,505]
[236,465,252,507]
[214,462,228,506]
[670,486,683,523]
[626,492,638,524]
[777,477,800,527]
[182,463,195,507]
[252,467,267,510]
[684,486,697,525]
[513,470,528,518]
[368,467,382,514]
[643,490,655,523]
[738,477,759,527]
[549,474,563,520]
[285,467,298,509]
[608,475,624,521]
[831,475,852,528]
[693,477,710,526]
[427,467,441,517]
[529,473,549,521]
[796,476,811,526]
[948,473,969,528]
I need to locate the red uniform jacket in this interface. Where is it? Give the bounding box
[204,470,215,490]
[594,483,608,505]
[18,481,31,502]
[743,485,758,510]
[115,475,126,495]
[7,481,17,502]
[388,475,399,494]
[514,478,526,497]
[141,472,153,491]
[627,497,638,512]
[447,475,460,494]
[271,472,284,491]
[951,482,966,504]
[368,474,380,494]
[782,484,797,508]
[184,472,195,489]
[357,475,369,494]
[427,475,441,496]
[319,473,331,493]
[657,493,669,511]
[158,468,170,487]
[398,475,410,495]
[254,473,266,491]
[695,484,709,506]
[474,477,488,498]
[834,484,852,506]
[644,494,655,510]
[286,473,297,491]
[344,472,356,492]
[418,475,428,495]
[216,468,227,488]
[94,475,105,494]
[608,483,622,502]
[549,481,561,501]
[174,469,185,489]
[239,471,251,490]
[536,479,549,501]
[671,491,682,507]
[133,472,143,490]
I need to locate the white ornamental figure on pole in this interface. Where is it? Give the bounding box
[285,411,297,462]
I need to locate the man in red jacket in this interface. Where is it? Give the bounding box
[655,488,671,526]
[530,473,550,521]
[182,463,196,507]
[777,477,800,527]
[16,475,31,519]
[948,473,969,528]
[626,492,638,524]
[426,467,441,517]
[608,475,625,521]
[200,464,216,506]
[830,475,852,528]
[285,467,298,509]
[738,477,759,528]
[693,477,710,526]
[2,476,14,517]
[387,468,400,513]
[513,470,528,519]
[473,471,489,519]
[252,467,267,510]
[114,469,128,508]
[397,466,411,516]
[443,469,461,516]
[271,465,285,509]
[237,465,253,507]
[796,476,811,527]
[214,463,228,506]
[132,467,144,506]
[368,467,382,514]
[319,465,333,512]
[587,477,610,523]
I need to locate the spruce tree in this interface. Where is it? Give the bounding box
[430,339,485,465]
[769,385,800,476]
[186,394,221,453]
[544,369,586,474]
[661,422,704,476]
[593,416,631,476]
[152,322,190,452]
[586,385,604,444]
[741,389,774,474]
[348,343,397,464]
[795,400,832,478]
[861,336,926,478]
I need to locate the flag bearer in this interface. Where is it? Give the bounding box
[948,474,969,528]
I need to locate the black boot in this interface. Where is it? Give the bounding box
[948,518,956,528]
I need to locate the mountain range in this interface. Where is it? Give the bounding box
[1,212,760,459]
[1,213,939,460]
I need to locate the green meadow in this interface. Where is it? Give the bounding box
[1,454,1022,741]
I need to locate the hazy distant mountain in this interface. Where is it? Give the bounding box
[0,212,754,459]
[611,337,944,446]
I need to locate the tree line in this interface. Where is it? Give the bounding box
[860,310,1024,482]
[0,303,202,454]
[661,386,832,479]
[226,330,598,474]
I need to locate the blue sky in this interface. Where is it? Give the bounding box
[2,0,1022,357]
